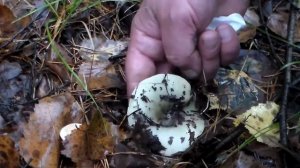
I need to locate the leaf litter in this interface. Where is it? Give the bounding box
[19,92,83,167]
[77,37,126,90]
[0,135,20,168]
[0,1,300,168]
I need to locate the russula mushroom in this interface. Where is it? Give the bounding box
[60,123,82,141]
[127,74,205,156]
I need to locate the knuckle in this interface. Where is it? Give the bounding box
[166,54,187,67]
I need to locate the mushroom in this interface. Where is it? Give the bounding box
[127,74,205,156]
[126,13,245,156]
[60,123,82,141]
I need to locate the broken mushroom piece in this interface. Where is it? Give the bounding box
[127,74,205,156]
[60,123,82,141]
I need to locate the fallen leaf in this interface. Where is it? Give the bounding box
[244,8,261,27]
[1,0,33,19]
[77,37,126,90]
[234,102,280,147]
[239,8,260,43]
[45,43,73,82]
[79,37,128,61]
[239,27,257,43]
[230,50,277,82]
[208,68,259,114]
[267,12,289,38]
[35,76,50,98]
[78,61,124,90]
[86,111,114,160]
[221,142,281,168]
[267,11,300,42]
[61,124,91,166]
[19,93,82,168]
[61,110,122,166]
[0,135,19,168]
[0,4,30,41]
[230,50,279,101]
[0,5,16,37]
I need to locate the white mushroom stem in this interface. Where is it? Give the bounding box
[127,74,205,156]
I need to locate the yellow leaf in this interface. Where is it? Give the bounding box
[235,102,280,147]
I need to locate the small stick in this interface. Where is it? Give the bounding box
[279,1,297,167]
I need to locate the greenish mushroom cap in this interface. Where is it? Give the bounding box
[127,74,205,156]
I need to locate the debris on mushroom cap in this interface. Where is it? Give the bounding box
[127,74,205,156]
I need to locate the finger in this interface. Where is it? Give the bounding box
[217,0,249,16]
[125,5,164,96]
[156,62,173,74]
[159,3,203,78]
[217,24,240,65]
[198,30,221,80]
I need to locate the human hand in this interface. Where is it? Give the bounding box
[125,0,249,95]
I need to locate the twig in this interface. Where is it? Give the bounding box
[0,9,46,49]
[279,1,297,167]
[205,124,246,159]
[257,0,281,67]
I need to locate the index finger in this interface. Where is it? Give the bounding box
[125,5,164,96]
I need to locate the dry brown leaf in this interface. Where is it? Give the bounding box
[1,0,33,18]
[19,93,82,168]
[77,37,126,90]
[244,8,261,27]
[0,4,30,40]
[61,124,92,166]
[239,8,260,43]
[267,11,300,42]
[0,135,19,168]
[0,5,17,38]
[78,61,124,90]
[79,37,128,61]
[85,111,115,160]
[45,43,73,82]
[61,111,123,165]
[267,12,289,38]
[35,76,50,98]
[239,27,257,43]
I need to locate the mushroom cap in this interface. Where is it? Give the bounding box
[127,74,205,156]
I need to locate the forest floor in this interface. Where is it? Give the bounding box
[0,0,300,168]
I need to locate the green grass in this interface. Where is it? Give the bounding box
[45,22,109,135]
[43,0,112,134]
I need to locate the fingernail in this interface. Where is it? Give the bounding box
[182,69,198,79]
[218,25,232,43]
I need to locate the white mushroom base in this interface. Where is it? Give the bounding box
[127,74,205,156]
